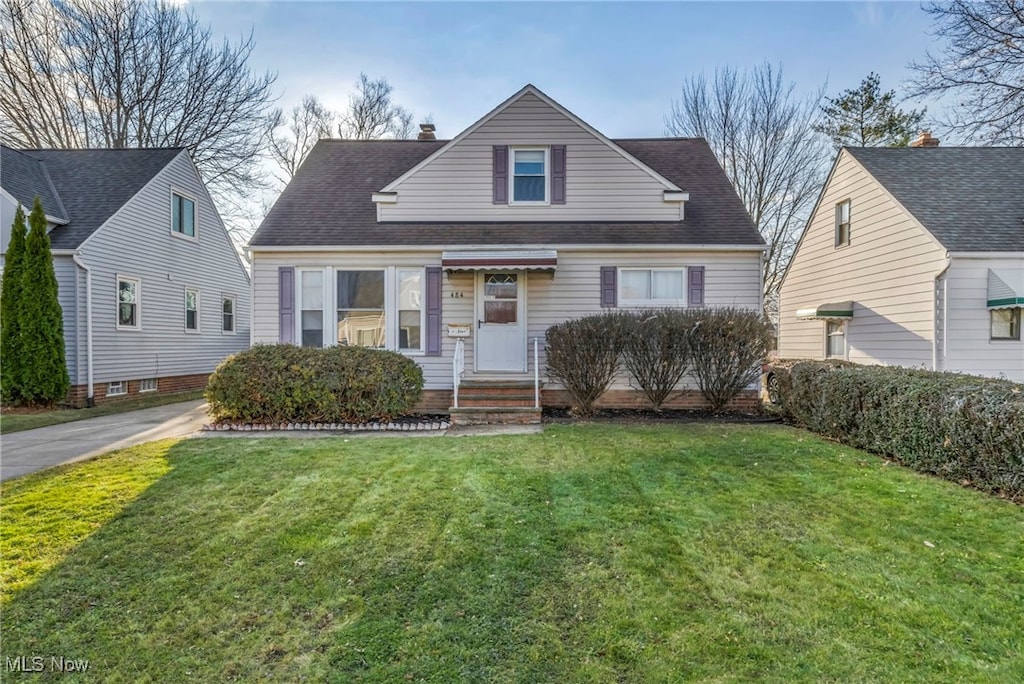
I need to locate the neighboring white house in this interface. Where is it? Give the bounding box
[246,84,766,421]
[778,136,1024,383]
[1,145,251,405]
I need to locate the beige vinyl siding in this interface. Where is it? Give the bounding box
[77,152,250,383]
[778,151,947,367]
[380,92,680,222]
[251,248,762,391]
[943,256,1024,382]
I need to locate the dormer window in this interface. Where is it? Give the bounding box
[511,148,548,203]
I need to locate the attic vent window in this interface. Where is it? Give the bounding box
[172,191,196,238]
[512,148,547,203]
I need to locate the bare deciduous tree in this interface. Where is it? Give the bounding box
[0,0,276,238]
[339,73,415,140]
[267,95,336,182]
[666,63,830,321]
[908,1,1024,145]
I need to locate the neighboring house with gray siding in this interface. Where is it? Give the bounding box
[778,137,1024,383]
[1,145,250,405]
[248,85,765,421]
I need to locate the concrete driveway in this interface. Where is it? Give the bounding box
[0,399,209,481]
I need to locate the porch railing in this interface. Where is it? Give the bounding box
[532,337,541,408]
[452,338,465,408]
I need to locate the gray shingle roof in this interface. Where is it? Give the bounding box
[1,145,183,249]
[846,146,1024,252]
[1,145,67,222]
[249,138,764,248]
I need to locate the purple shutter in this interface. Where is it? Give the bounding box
[425,266,442,356]
[278,266,295,343]
[492,145,508,204]
[551,144,566,204]
[688,266,705,307]
[600,266,617,307]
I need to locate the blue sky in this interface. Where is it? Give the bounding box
[192,1,943,138]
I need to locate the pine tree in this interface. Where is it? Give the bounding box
[1,204,28,404]
[18,196,69,406]
[815,73,926,148]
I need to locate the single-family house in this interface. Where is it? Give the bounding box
[1,145,251,405]
[247,85,766,421]
[778,135,1024,383]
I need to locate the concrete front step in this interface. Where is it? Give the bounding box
[449,407,542,426]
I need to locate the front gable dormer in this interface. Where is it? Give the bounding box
[375,85,688,222]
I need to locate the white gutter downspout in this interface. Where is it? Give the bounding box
[933,256,951,372]
[72,254,94,406]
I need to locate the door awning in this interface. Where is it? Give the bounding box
[796,301,854,320]
[987,269,1024,309]
[441,249,558,271]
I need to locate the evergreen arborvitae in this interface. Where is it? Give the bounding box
[19,196,69,406]
[1,205,28,404]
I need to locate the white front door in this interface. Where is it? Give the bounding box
[476,272,526,372]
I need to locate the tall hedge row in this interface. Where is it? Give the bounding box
[206,344,424,424]
[774,360,1024,501]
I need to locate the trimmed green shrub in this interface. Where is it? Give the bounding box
[1,204,28,404]
[775,360,1024,501]
[546,312,628,416]
[206,344,424,424]
[17,197,70,406]
[688,307,774,411]
[620,309,693,410]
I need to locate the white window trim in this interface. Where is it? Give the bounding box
[296,267,329,349]
[107,381,127,396]
[139,378,158,393]
[825,320,848,359]
[170,188,199,242]
[295,266,426,355]
[509,146,550,206]
[617,267,688,308]
[115,274,141,331]
[835,199,851,248]
[221,294,237,335]
[395,267,426,355]
[184,287,201,334]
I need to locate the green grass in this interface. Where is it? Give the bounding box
[0,390,205,434]
[1,424,1021,682]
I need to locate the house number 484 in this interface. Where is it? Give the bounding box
[449,291,464,298]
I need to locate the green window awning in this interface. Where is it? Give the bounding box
[796,301,854,320]
[987,269,1024,309]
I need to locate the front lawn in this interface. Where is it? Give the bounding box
[2,425,1021,682]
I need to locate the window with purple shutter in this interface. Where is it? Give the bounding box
[492,146,508,204]
[600,266,617,307]
[278,266,295,343]
[551,145,566,204]
[688,266,705,307]
[425,266,442,356]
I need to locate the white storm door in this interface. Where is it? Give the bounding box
[476,272,527,372]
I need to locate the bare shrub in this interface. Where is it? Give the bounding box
[620,310,693,410]
[688,308,773,411]
[545,313,627,416]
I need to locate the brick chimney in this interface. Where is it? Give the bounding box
[417,123,436,141]
[910,131,940,148]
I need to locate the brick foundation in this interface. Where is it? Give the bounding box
[66,373,209,407]
[542,389,760,412]
[417,388,760,414]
